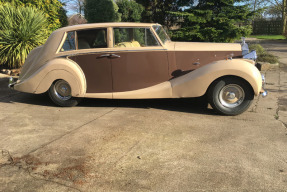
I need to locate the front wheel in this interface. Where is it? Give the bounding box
[208,77,254,116]
[48,80,81,107]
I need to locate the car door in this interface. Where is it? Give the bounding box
[68,28,113,94]
[110,27,169,93]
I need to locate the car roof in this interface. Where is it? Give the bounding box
[55,22,159,33]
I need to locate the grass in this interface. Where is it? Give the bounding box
[248,35,286,40]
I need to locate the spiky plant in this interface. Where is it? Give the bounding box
[0,4,48,68]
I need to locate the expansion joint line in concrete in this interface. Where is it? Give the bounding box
[26,168,83,192]
[26,107,118,155]
[0,107,118,192]
[275,64,287,130]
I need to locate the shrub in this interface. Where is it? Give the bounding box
[257,53,279,64]
[0,0,67,33]
[249,44,279,64]
[249,44,265,55]
[0,4,48,68]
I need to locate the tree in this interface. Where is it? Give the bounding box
[116,0,144,22]
[135,0,194,28]
[252,0,287,34]
[171,0,255,42]
[60,0,85,15]
[84,0,121,23]
[0,3,48,68]
[264,0,287,34]
[241,0,267,13]
[0,0,67,32]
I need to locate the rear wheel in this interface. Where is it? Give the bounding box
[208,77,254,115]
[48,80,81,107]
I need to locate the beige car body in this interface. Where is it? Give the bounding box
[13,22,263,100]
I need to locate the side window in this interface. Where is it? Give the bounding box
[114,27,159,48]
[77,28,107,49]
[61,31,76,52]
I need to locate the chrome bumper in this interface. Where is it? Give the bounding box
[8,77,17,89]
[261,74,267,97]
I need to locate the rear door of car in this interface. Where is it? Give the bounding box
[66,28,113,95]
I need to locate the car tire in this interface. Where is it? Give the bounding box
[208,77,254,116]
[48,80,81,107]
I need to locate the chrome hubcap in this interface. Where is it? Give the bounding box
[219,84,245,108]
[227,92,236,99]
[53,80,72,101]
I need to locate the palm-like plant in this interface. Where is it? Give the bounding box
[0,4,48,68]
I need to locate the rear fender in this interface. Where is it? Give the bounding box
[15,58,86,97]
[35,59,86,96]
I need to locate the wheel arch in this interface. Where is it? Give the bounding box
[206,75,254,96]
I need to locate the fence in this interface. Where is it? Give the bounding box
[253,20,282,35]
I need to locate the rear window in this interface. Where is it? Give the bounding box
[60,31,76,52]
[60,28,108,52]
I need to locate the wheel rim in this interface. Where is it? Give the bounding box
[219,84,245,108]
[53,80,72,101]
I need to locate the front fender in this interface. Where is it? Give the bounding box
[14,58,86,97]
[170,59,262,98]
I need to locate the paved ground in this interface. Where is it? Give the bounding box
[0,41,287,191]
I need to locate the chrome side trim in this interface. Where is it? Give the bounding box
[64,49,167,59]
[109,49,168,52]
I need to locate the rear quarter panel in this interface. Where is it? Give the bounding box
[14,58,86,97]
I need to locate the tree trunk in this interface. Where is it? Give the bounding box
[283,0,287,34]
[252,0,257,29]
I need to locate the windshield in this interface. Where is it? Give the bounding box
[152,25,170,44]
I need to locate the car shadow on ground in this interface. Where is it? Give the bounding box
[81,97,215,115]
[1,91,216,116]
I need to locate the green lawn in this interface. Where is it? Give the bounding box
[248,35,286,40]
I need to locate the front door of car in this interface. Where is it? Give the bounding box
[110,27,169,93]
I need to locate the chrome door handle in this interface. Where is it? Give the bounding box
[193,62,200,65]
[110,54,121,58]
[98,54,120,59]
[98,54,110,58]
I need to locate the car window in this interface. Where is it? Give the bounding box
[77,28,107,49]
[113,27,160,48]
[60,31,76,52]
[153,25,170,44]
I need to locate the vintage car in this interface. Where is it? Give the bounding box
[8,23,267,115]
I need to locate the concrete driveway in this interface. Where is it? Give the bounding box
[1,42,287,191]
